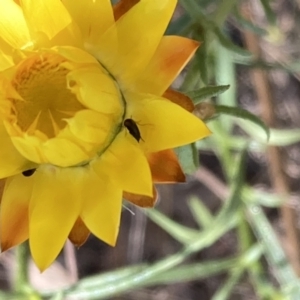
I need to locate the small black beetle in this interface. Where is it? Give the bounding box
[22,169,36,177]
[124,119,143,142]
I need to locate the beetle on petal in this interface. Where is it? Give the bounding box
[124,119,143,142]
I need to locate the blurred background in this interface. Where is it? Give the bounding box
[3,0,300,299]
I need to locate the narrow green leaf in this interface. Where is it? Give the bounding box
[50,246,263,300]
[247,204,300,299]
[243,186,283,207]
[49,214,239,300]
[197,135,247,151]
[188,197,214,228]
[145,208,198,244]
[67,265,147,290]
[187,85,230,103]
[179,0,251,57]
[268,128,300,146]
[175,144,199,174]
[146,258,237,284]
[236,119,300,146]
[204,120,240,177]
[146,205,239,250]
[239,244,264,266]
[215,105,270,140]
[217,145,248,219]
[212,269,244,300]
[147,245,262,285]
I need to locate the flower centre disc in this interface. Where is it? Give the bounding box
[11,53,85,138]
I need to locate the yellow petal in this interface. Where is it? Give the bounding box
[126,92,211,152]
[56,46,99,65]
[123,186,158,208]
[135,36,199,95]
[0,41,14,71]
[66,110,113,145]
[49,23,82,48]
[68,218,90,247]
[11,134,90,167]
[92,131,153,197]
[1,175,33,251]
[62,0,115,44]
[20,0,72,40]
[10,135,45,165]
[67,67,122,115]
[0,121,36,178]
[80,171,123,246]
[148,149,185,183]
[29,166,82,271]
[163,89,195,112]
[93,0,177,88]
[0,179,4,195]
[113,0,140,21]
[42,138,90,167]
[0,0,30,49]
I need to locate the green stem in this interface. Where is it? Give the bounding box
[14,242,30,293]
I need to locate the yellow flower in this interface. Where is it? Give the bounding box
[0,0,210,270]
